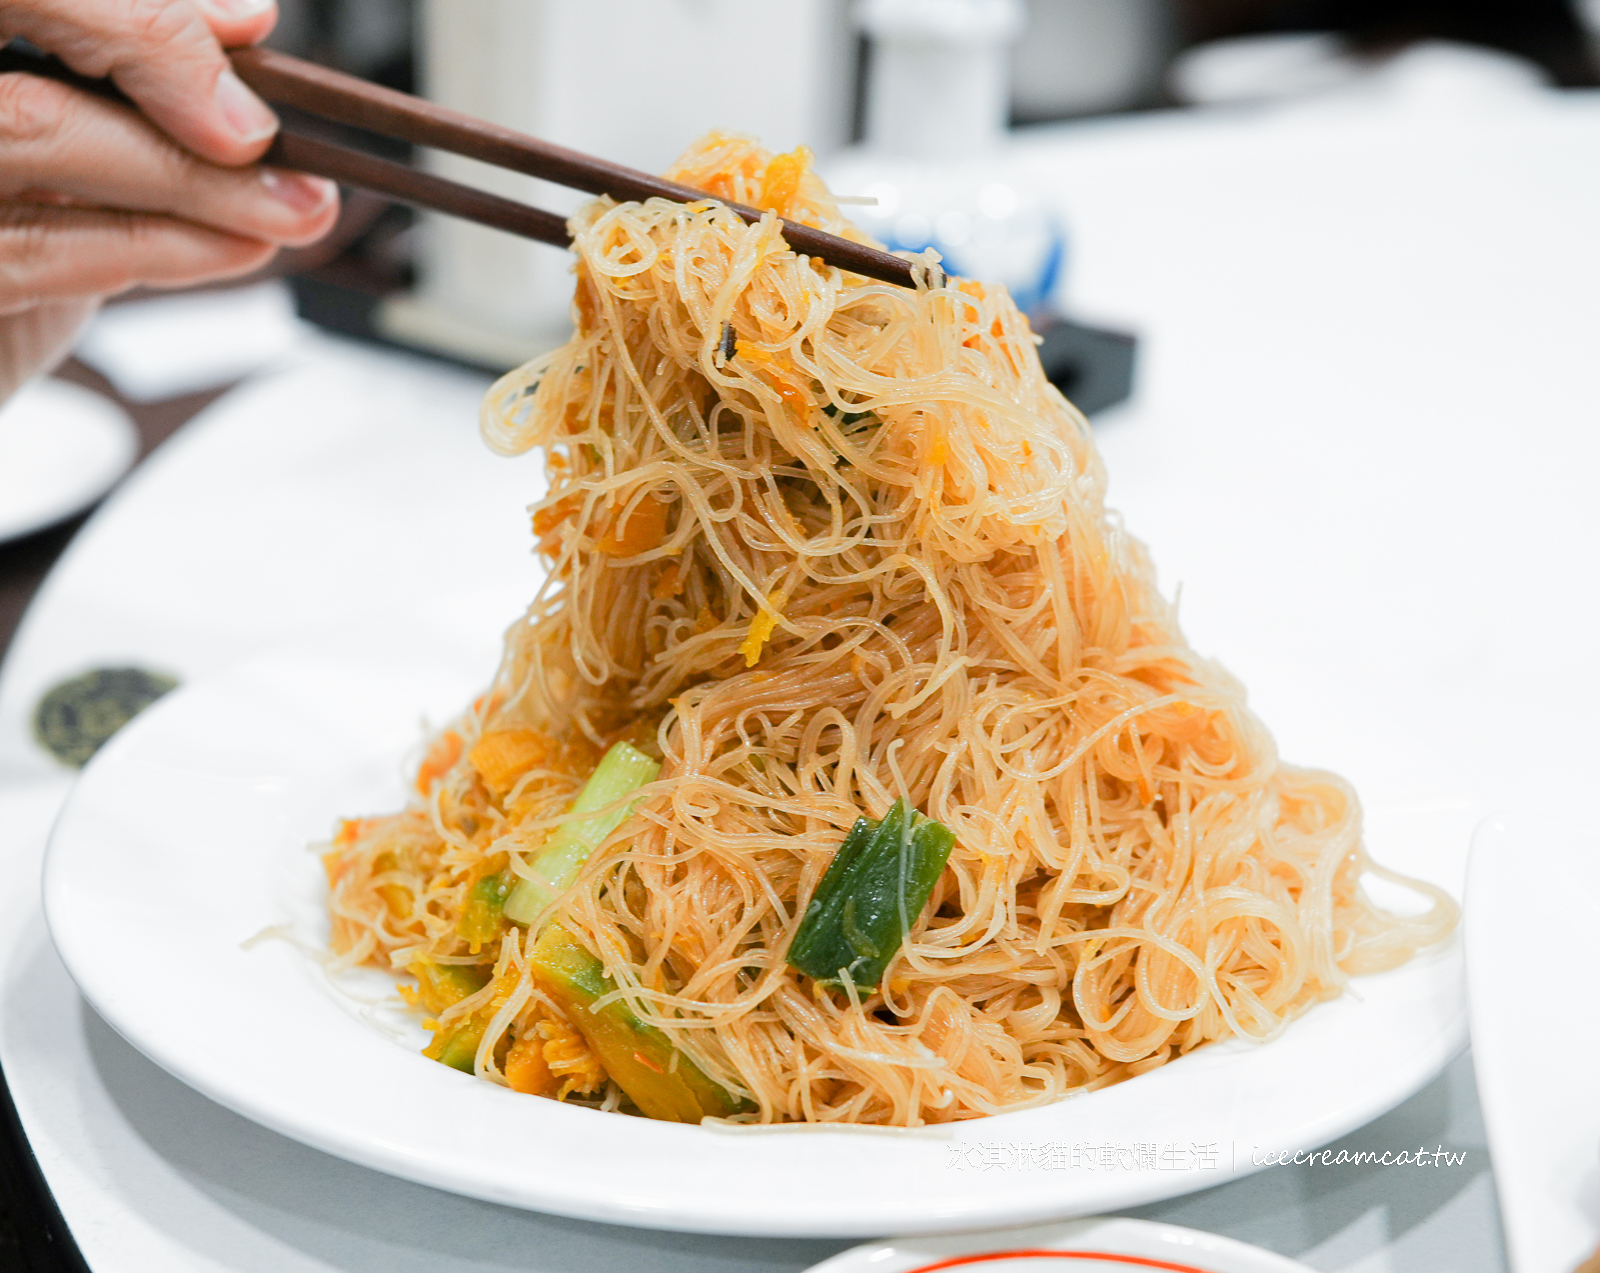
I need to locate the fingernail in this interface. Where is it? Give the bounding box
[260,169,337,215]
[215,68,277,143]
[196,0,275,16]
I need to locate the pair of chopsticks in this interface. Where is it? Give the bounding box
[0,41,917,290]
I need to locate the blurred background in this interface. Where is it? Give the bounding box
[81,0,1600,377]
[264,0,1600,356]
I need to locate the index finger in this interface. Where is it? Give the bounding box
[1,0,281,166]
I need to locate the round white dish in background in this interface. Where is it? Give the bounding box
[807,1217,1315,1273]
[1466,813,1600,1273]
[43,631,1467,1238]
[0,377,137,543]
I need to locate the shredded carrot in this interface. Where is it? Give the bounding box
[956,280,1010,350]
[574,264,600,333]
[732,346,813,420]
[376,889,412,921]
[539,1016,604,1098]
[559,370,598,434]
[533,495,580,538]
[564,393,613,436]
[598,496,669,556]
[505,1032,557,1096]
[333,817,376,848]
[739,590,786,667]
[699,137,765,205]
[469,729,552,798]
[372,853,413,920]
[471,689,507,720]
[772,379,812,420]
[415,731,462,794]
[962,316,1006,348]
[760,146,812,219]
[653,561,684,599]
[674,930,706,964]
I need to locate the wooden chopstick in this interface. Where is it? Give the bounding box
[267,132,570,248]
[0,39,919,289]
[0,41,567,248]
[229,47,920,290]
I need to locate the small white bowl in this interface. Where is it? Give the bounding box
[0,377,136,543]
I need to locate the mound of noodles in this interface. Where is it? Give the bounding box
[323,133,1455,1125]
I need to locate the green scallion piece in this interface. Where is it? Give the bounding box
[530,923,749,1122]
[786,800,956,991]
[502,741,660,925]
[425,1016,488,1073]
[456,868,512,949]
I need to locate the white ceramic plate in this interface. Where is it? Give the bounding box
[43,635,1467,1238]
[0,377,136,543]
[807,1217,1314,1273]
[1466,813,1600,1273]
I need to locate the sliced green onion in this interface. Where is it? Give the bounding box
[786,800,957,991]
[502,741,660,925]
[457,868,512,949]
[417,963,493,1073]
[425,1016,488,1073]
[413,961,491,1014]
[530,923,749,1122]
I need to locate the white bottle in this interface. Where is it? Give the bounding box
[824,0,1064,311]
[385,0,851,369]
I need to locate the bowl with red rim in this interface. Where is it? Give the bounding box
[805,1218,1314,1273]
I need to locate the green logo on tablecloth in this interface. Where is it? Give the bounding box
[33,667,179,768]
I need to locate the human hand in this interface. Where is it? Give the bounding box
[0,0,341,400]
